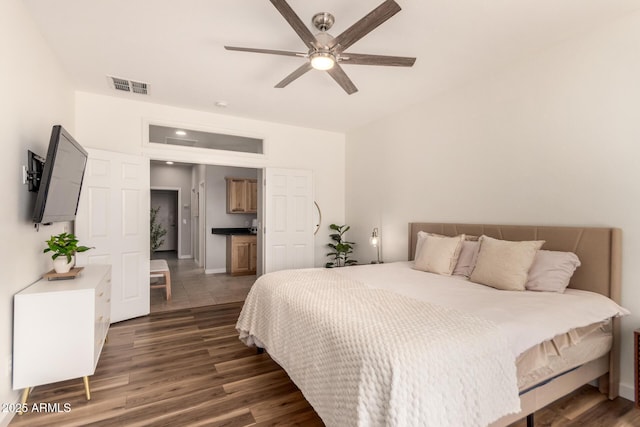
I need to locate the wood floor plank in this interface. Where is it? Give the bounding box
[250,390,312,423]
[9,301,640,427]
[223,370,294,394]
[124,375,227,409]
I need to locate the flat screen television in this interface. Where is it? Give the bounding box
[32,125,88,224]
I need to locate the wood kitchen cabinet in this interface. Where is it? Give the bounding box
[226,177,257,214]
[226,235,257,276]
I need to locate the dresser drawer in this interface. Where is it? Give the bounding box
[93,270,112,366]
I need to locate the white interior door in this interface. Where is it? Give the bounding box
[264,168,313,273]
[75,148,150,323]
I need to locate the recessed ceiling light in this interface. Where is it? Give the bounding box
[215,101,228,108]
[175,130,186,136]
[166,161,174,165]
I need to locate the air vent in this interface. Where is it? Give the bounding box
[111,77,130,92]
[131,81,148,94]
[108,76,149,95]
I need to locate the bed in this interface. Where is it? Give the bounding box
[236,222,628,426]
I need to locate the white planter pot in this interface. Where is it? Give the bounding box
[53,257,74,274]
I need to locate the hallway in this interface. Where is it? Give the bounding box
[150,251,255,313]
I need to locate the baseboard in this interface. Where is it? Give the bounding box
[178,254,192,260]
[205,268,226,274]
[0,413,14,427]
[0,394,18,427]
[619,381,634,402]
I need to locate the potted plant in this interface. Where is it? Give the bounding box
[325,224,357,268]
[44,232,93,274]
[150,206,167,253]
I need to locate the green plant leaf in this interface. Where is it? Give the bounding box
[325,223,357,268]
[44,232,93,260]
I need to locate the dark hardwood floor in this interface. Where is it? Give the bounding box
[9,302,640,426]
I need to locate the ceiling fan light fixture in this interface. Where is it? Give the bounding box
[225,0,414,94]
[310,52,335,70]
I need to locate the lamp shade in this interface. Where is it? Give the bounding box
[370,227,382,263]
[370,228,379,247]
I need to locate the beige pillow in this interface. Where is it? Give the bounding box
[415,231,477,259]
[414,231,430,261]
[470,236,545,291]
[453,240,480,278]
[525,250,581,292]
[414,233,465,275]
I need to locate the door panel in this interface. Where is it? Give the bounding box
[76,148,150,322]
[264,168,313,273]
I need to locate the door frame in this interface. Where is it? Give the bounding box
[198,180,206,268]
[143,121,315,278]
[150,187,182,257]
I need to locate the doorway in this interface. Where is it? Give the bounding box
[150,188,180,256]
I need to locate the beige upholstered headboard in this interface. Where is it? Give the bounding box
[408,223,622,303]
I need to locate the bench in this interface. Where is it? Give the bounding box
[150,259,172,300]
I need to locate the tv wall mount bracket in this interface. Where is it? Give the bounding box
[24,150,45,193]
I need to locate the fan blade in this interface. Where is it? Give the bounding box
[270,0,318,50]
[339,53,415,67]
[330,0,401,51]
[275,62,313,88]
[225,46,305,57]
[326,64,358,95]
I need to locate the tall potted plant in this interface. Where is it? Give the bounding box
[150,206,167,253]
[325,224,357,268]
[44,232,93,273]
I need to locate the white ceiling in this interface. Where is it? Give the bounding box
[24,0,640,133]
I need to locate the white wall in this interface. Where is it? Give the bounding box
[346,11,640,400]
[150,163,193,258]
[0,0,75,424]
[205,166,258,273]
[74,92,346,269]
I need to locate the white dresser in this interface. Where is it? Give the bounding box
[13,264,111,395]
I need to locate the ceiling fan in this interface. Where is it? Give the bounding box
[225,0,416,95]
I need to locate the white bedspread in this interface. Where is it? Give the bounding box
[237,268,521,427]
[337,262,629,357]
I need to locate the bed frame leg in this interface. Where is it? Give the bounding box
[256,347,264,354]
[526,413,534,427]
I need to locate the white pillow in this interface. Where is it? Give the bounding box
[414,233,465,275]
[525,250,581,292]
[470,235,544,291]
[414,231,430,261]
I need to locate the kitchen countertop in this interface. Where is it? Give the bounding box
[211,227,256,235]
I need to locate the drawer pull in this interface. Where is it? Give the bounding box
[99,291,104,297]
